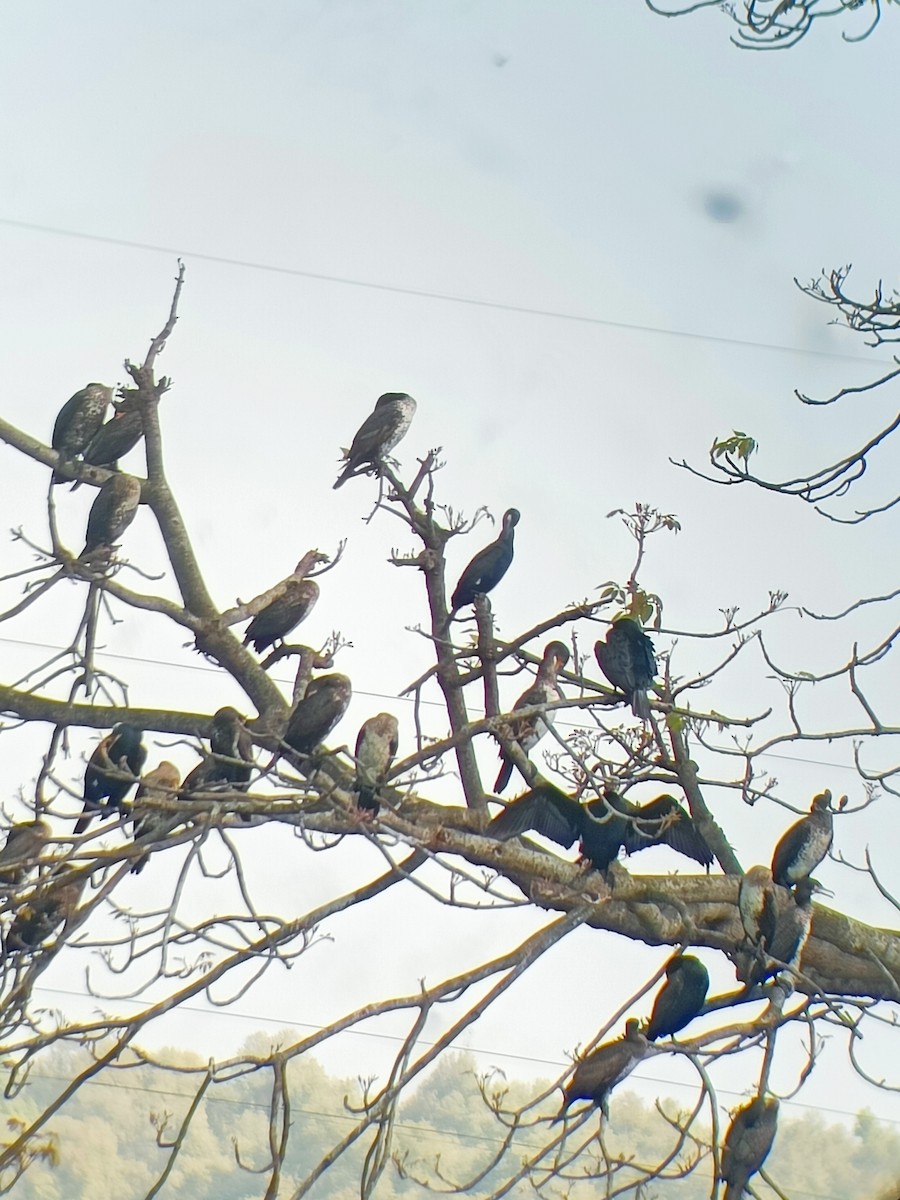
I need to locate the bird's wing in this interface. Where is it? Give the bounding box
[489,786,582,848]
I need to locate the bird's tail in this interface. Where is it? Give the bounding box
[631,690,651,722]
[493,756,514,794]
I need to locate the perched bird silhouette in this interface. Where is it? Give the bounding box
[5,866,88,957]
[285,674,353,756]
[449,508,520,620]
[771,790,833,888]
[738,865,779,952]
[182,709,255,819]
[354,713,399,814]
[77,406,144,477]
[721,1096,779,1200]
[594,617,657,721]
[75,724,147,834]
[554,1019,649,1121]
[131,761,182,874]
[494,641,569,793]
[489,785,712,873]
[81,473,142,557]
[645,954,710,1041]
[243,578,319,654]
[333,392,417,488]
[0,820,51,888]
[740,876,822,988]
[51,382,113,483]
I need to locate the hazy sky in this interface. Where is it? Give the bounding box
[2,0,900,1141]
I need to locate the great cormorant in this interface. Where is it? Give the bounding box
[354,713,399,814]
[645,954,710,1041]
[554,1019,649,1121]
[449,508,520,619]
[243,578,319,654]
[51,383,113,483]
[721,1096,779,1200]
[594,617,657,721]
[494,641,569,793]
[771,790,833,888]
[74,724,147,834]
[333,393,417,488]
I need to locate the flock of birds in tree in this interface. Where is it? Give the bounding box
[0,386,847,1193]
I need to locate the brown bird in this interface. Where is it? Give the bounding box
[74,724,146,834]
[51,382,113,483]
[81,473,142,556]
[554,1019,649,1121]
[721,1096,779,1199]
[494,641,569,793]
[771,790,834,888]
[333,393,417,488]
[243,578,320,654]
[0,820,51,888]
[354,713,399,814]
[285,674,352,756]
[4,866,88,957]
[78,406,144,475]
[131,762,182,874]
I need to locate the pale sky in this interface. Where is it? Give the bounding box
[2,0,900,1144]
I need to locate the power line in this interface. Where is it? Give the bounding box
[0,634,862,773]
[0,215,888,367]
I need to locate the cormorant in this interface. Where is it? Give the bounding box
[645,953,710,1041]
[242,578,319,654]
[741,876,821,989]
[285,674,352,756]
[74,724,147,834]
[82,473,142,556]
[494,641,569,794]
[131,761,182,874]
[51,383,113,483]
[79,406,144,475]
[721,1096,779,1200]
[333,393,417,488]
[554,1019,649,1121]
[354,712,399,814]
[490,785,712,873]
[0,820,51,888]
[449,508,520,619]
[5,866,88,956]
[771,790,833,888]
[182,709,255,818]
[734,865,780,984]
[594,617,657,721]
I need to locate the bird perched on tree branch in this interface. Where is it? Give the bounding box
[771,790,834,888]
[333,392,417,488]
[721,1095,779,1200]
[494,641,569,794]
[285,674,352,756]
[131,761,182,874]
[0,820,51,889]
[81,473,142,557]
[645,953,710,1041]
[74,724,146,834]
[449,508,520,623]
[553,1019,649,1121]
[242,578,319,655]
[353,713,399,815]
[51,382,113,483]
[594,616,657,721]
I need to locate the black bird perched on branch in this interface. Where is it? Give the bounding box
[242,578,320,655]
[554,1019,649,1121]
[74,723,147,834]
[489,785,712,873]
[720,1095,779,1200]
[594,617,657,721]
[4,866,88,957]
[449,508,520,620]
[494,641,569,794]
[0,820,51,888]
[131,761,182,874]
[50,382,113,483]
[285,674,352,756]
[645,953,710,1041]
[182,708,255,820]
[354,713,399,814]
[739,876,822,989]
[333,392,417,488]
[81,473,142,557]
[770,790,834,888]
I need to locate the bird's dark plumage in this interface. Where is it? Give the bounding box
[5,866,88,956]
[645,954,710,1041]
[75,724,147,834]
[51,383,113,483]
[182,710,255,820]
[771,790,833,888]
[0,820,51,888]
[450,508,520,616]
[243,578,319,654]
[490,786,712,874]
[333,392,417,488]
[594,617,657,721]
[721,1096,779,1200]
[285,674,352,755]
[494,641,569,793]
[80,406,144,473]
[738,865,779,951]
[131,762,182,874]
[82,473,142,556]
[555,1019,648,1120]
[354,713,399,814]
